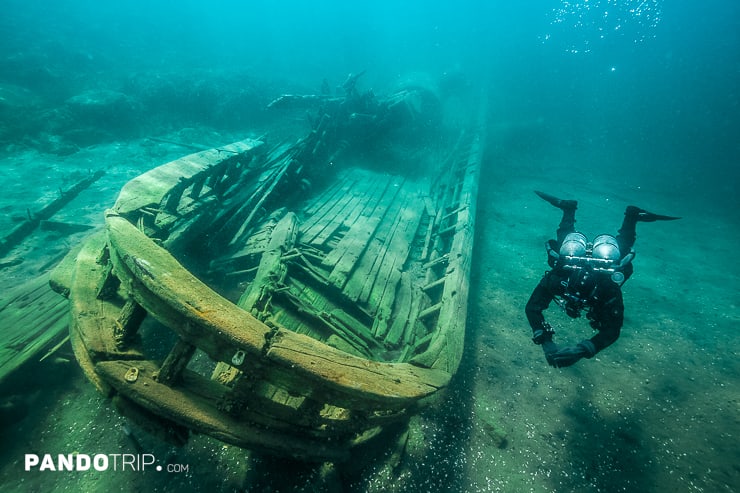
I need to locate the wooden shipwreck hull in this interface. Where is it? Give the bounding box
[52,85,484,461]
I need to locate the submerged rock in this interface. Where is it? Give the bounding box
[34,133,80,155]
[0,83,42,112]
[0,83,46,146]
[65,89,141,131]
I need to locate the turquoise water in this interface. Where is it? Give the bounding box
[1,1,737,491]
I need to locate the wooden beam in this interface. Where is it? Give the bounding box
[157,338,197,386]
[0,170,104,258]
[114,300,147,349]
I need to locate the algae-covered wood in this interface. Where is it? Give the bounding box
[0,274,69,384]
[113,139,263,216]
[51,84,484,461]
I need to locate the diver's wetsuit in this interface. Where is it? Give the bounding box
[525,204,627,355]
[525,193,678,367]
[525,263,624,354]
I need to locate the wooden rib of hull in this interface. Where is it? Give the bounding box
[53,95,485,461]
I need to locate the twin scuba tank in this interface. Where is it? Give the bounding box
[546,232,634,287]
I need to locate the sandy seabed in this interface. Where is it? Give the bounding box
[0,130,737,493]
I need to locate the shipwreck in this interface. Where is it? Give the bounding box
[51,76,485,462]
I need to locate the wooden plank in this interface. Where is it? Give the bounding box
[273,287,374,358]
[344,180,410,302]
[306,195,357,247]
[157,338,197,385]
[409,132,482,373]
[370,263,402,338]
[353,182,409,305]
[299,174,359,243]
[367,189,426,337]
[342,232,383,303]
[363,211,408,319]
[207,167,272,237]
[286,276,326,308]
[114,139,262,215]
[302,174,350,217]
[385,272,414,346]
[311,171,390,247]
[286,252,332,286]
[65,233,144,395]
[325,176,403,291]
[270,306,311,336]
[264,328,451,410]
[2,282,61,328]
[227,158,293,247]
[0,274,69,384]
[113,300,147,349]
[418,302,443,320]
[399,285,428,350]
[325,217,383,290]
[0,274,50,310]
[271,278,327,338]
[214,208,286,269]
[419,197,437,262]
[236,212,298,310]
[422,276,446,293]
[95,359,349,462]
[106,214,271,364]
[328,309,380,352]
[0,171,104,258]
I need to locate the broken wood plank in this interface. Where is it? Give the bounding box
[0,170,104,258]
[39,334,71,362]
[287,253,332,286]
[227,158,294,247]
[273,287,374,358]
[0,273,69,385]
[236,212,298,311]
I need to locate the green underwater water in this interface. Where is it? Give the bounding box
[1,1,738,492]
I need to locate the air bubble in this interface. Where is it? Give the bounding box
[547,0,663,53]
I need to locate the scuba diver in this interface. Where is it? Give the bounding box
[525,191,679,368]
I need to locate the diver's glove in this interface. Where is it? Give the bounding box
[541,340,559,367]
[550,340,597,368]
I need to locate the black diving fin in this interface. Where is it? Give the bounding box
[534,190,577,211]
[625,205,681,222]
